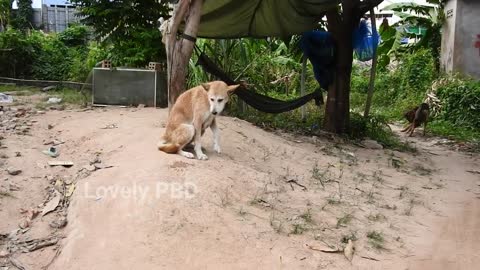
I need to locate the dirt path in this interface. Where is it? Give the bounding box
[396,133,480,270]
[1,106,479,270]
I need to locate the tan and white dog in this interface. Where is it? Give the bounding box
[158,81,240,160]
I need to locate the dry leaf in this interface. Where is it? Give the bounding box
[65,184,75,197]
[42,191,61,216]
[344,239,354,262]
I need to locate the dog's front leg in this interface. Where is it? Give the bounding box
[193,118,208,160]
[211,118,221,154]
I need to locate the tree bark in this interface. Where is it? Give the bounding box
[166,0,203,108]
[323,1,360,134]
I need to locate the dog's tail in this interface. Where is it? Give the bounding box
[157,141,179,153]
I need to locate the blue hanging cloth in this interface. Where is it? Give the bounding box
[353,19,380,61]
[300,31,335,90]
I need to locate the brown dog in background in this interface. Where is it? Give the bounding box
[401,103,429,136]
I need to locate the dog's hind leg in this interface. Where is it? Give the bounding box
[401,124,411,132]
[172,124,195,159]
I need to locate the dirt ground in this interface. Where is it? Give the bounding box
[1,96,479,269]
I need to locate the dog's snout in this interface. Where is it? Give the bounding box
[212,111,218,115]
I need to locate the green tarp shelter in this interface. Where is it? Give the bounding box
[196,0,339,38]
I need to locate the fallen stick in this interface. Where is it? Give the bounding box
[9,257,28,270]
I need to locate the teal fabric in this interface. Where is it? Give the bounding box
[196,0,338,38]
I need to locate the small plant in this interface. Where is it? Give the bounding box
[291,223,306,235]
[311,162,330,188]
[341,232,358,244]
[0,190,13,198]
[336,213,353,228]
[398,185,409,199]
[327,197,341,206]
[367,230,385,250]
[270,213,283,233]
[299,209,313,224]
[238,207,247,217]
[413,164,433,176]
[404,198,420,216]
[367,213,386,222]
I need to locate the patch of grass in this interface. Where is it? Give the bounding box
[336,213,353,228]
[311,163,330,188]
[366,230,385,250]
[350,113,416,152]
[413,164,433,176]
[0,85,40,93]
[367,213,386,222]
[269,212,283,233]
[398,185,409,199]
[429,120,480,143]
[404,198,420,216]
[341,231,358,244]
[299,209,313,224]
[52,88,91,107]
[327,197,341,206]
[291,223,306,235]
[0,190,14,198]
[238,207,247,217]
[229,100,323,135]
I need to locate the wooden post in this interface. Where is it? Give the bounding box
[300,55,307,120]
[363,8,378,118]
[166,0,204,109]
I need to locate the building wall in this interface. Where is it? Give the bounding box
[456,0,480,79]
[441,0,480,79]
[441,0,457,73]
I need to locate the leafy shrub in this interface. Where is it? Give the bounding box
[31,33,71,81]
[436,78,480,129]
[58,24,89,47]
[0,28,41,78]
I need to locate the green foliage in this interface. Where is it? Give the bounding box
[58,24,89,47]
[0,27,41,78]
[351,48,479,143]
[31,33,71,81]
[0,0,12,30]
[349,113,415,152]
[13,0,33,30]
[72,0,170,67]
[0,28,101,82]
[436,78,480,129]
[379,1,444,70]
[107,28,164,67]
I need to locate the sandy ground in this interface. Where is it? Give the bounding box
[1,103,479,270]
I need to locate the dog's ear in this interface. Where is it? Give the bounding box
[227,84,240,96]
[201,83,210,91]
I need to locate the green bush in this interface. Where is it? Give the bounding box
[0,28,41,78]
[31,33,71,81]
[58,24,89,47]
[436,78,480,129]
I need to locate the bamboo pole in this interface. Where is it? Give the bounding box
[363,8,378,118]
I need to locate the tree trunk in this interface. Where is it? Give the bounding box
[166,0,203,108]
[323,1,359,134]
